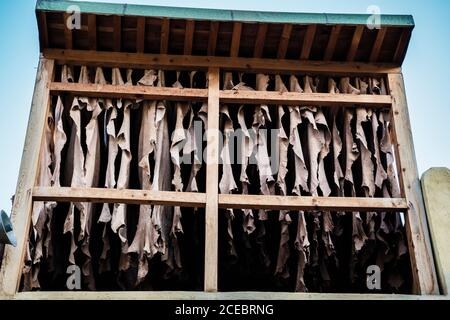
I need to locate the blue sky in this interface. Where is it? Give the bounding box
[0,0,449,212]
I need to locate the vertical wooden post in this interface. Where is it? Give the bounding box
[204,67,220,292]
[388,73,438,294]
[0,57,55,296]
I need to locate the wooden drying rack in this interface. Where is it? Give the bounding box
[0,48,439,299]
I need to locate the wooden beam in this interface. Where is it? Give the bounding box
[184,20,195,55]
[277,24,293,59]
[300,24,316,60]
[421,168,450,295]
[324,25,342,61]
[220,90,392,107]
[88,15,97,51]
[160,18,170,54]
[230,22,242,57]
[49,82,391,107]
[63,13,73,50]
[113,16,121,52]
[387,73,438,295]
[219,194,407,211]
[204,67,220,292]
[32,187,206,207]
[207,21,219,56]
[0,57,55,296]
[11,291,449,301]
[43,49,402,75]
[347,25,364,61]
[369,27,387,62]
[393,29,412,63]
[49,82,208,101]
[253,23,268,58]
[136,17,146,53]
[37,12,49,48]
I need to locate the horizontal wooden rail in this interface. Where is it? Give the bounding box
[50,82,391,107]
[32,187,207,207]
[220,90,391,107]
[43,49,401,75]
[219,194,407,211]
[50,82,208,101]
[33,187,407,211]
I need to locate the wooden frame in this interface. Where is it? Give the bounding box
[0,49,439,298]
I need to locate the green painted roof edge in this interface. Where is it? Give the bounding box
[36,0,415,27]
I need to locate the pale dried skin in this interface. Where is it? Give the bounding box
[355,107,375,197]
[219,104,238,258]
[288,75,308,194]
[295,211,310,292]
[186,72,207,193]
[253,74,275,221]
[63,66,95,285]
[99,68,124,273]
[274,75,291,278]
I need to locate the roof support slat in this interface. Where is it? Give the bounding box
[113,16,121,52]
[88,15,97,51]
[230,22,242,57]
[347,25,364,61]
[63,13,73,50]
[324,25,342,61]
[253,23,268,58]
[184,20,195,55]
[136,16,146,53]
[277,24,293,59]
[160,18,170,54]
[369,27,387,62]
[393,29,412,63]
[300,24,317,60]
[37,12,49,48]
[207,21,219,56]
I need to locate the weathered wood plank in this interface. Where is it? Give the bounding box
[300,25,317,60]
[277,24,293,59]
[160,18,170,54]
[219,194,407,211]
[113,16,121,52]
[347,25,364,61]
[324,25,342,61]
[207,21,219,56]
[421,168,450,295]
[388,73,438,295]
[393,29,412,63]
[184,20,195,55]
[230,22,242,57]
[136,16,146,53]
[50,82,208,100]
[63,13,73,50]
[88,15,97,51]
[253,23,268,58]
[204,67,220,292]
[369,27,387,62]
[44,49,402,75]
[8,291,448,301]
[0,57,55,296]
[37,12,49,48]
[220,90,392,107]
[49,82,391,107]
[33,187,206,207]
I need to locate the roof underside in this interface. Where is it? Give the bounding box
[36,0,414,64]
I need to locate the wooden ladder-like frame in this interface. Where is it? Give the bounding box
[0,50,439,299]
